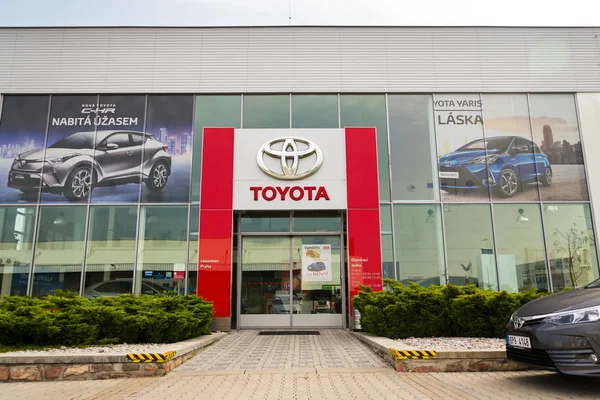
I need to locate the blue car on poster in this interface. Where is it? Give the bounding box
[438,136,552,198]
[307,262,327,272]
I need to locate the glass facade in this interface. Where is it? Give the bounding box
[0,93,597,296]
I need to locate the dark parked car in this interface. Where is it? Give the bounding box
[8,130,171,201]
[506,279,600,375]
[438,136,552,198]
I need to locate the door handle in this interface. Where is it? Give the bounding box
[127,151,133,156]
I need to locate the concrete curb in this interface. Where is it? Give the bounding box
[0,332,227,382]
[351,331,530,373]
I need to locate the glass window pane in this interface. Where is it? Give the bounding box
[243,95,290,129]
[394,205,445,286]
[144,95,194,203]
[191,95,241,203]
[435,94,491,202]
[0,206,36,295]
[187,205,199,295]
[292,95,338,128]
[444,204,497,289]
[293,211,341,232]
[529,94,589,201]
[482,94,541,201]
[241,211,289,233]
[493,204,548,292]
[543,203,599,290]
[83,206,137,297]
[381,234,394,280]
[340,95,390,201]
[380,204,392,233]
[388,95,438,200]
[0,95,49,204]
[135,206,188,295]
[32,206,87,296]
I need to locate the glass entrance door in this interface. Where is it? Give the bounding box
[239,235,343,328]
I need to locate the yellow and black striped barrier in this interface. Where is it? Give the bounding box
[389,348,437,360]
[126,350,177,363]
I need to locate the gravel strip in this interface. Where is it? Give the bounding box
[397,337,506,351]
[2,343,181,356]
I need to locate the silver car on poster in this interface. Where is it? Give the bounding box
[7,130,171,201]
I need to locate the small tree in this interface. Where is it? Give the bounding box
[553,223,592,288]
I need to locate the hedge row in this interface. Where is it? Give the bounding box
[0,292,214,346]
[353,279,548,339]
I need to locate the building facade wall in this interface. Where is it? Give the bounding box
[0,27,600,299]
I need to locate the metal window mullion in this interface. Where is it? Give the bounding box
[289,94,292,128]
[184,203,192,296]
[384,94,397,280]
[526,94,543,202]
[236,213,243,328]
[488,202,502,291]
[78,93,100,296]
[240,94,244,129]
[538,203,554,292]
[26,95,53,296]
[131,94,149,295]
[573,93,600,279]
[183,94,198,296]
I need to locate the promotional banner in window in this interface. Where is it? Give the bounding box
[436,93,589,202]
[0,96,50,204]
[0,95,194,204]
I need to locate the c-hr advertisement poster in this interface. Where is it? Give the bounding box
[0,94,193,204]
[436,93,588,202]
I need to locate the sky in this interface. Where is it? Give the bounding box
[0,0,599,27]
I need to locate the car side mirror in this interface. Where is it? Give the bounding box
[509,148,518,157]
[106,143,119,150]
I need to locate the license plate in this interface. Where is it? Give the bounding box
[507,335,531,349]
[13,174,26,180]
[439,171,459,179]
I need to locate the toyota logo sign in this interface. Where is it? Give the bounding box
[256,137,323,180]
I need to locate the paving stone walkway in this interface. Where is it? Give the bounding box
[175,329,389,371]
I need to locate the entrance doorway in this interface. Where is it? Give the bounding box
[237,211,345,329]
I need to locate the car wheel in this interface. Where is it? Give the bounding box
[498,169,519,198]
[146,161,169,192]
[541,167,552,187]
[64,166,93,201]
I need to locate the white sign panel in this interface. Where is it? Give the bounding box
[301,244,332,282]
[233,129,347,210]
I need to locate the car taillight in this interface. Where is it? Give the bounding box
[163,145,169,151]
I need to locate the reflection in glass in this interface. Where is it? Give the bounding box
[243,95,290,129]
[394,205,445,286]
[241,212,289,232]
[83,206,137,297]
[0,96,50,205]
[483,94,541,201]
[444,204,497,289]
[388,95,438,200]
[380,205,392,233]
[293,211,341,232]
[32,206,87,296]
[135,206,188,295]
[381,234,394,279]
[187,205,199,295]
[529,94,589,201]
[191,95,242,203]
[0,207,36,295]
[493,204,548,292]
[543,203,599,290]
[340,95,390,201]
[241,237,290,315]
[435,94,490,202]
[292,95,338,128]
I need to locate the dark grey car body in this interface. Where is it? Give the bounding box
[7,130,171,201]
[506,280,600,375]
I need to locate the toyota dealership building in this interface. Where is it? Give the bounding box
[1,26,600,330]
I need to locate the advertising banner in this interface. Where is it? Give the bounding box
[436,93,589,202]
[301,244,332,282]
[0,94,194,204]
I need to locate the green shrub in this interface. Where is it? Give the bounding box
[353,279,548,339]
[0,293,214,346]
